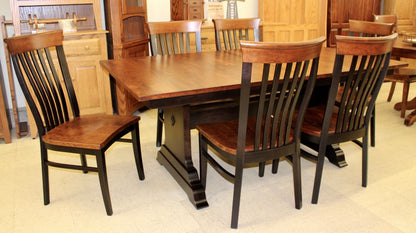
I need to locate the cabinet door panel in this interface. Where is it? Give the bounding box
[327,0,381,47]
[259,0,327,42]
[384,0,416,32]
[67,58,111,115]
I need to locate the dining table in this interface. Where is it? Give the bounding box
[391,37,416,126]
[100,48,407,209]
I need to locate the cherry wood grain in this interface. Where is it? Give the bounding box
[42,114,140,150]
[100,48,407,108]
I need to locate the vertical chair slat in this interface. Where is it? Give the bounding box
[44,47,69,123]
[56,45,78,117]
[263,64,281,149]
[36,48,61,127]
[30,50,57,128]
[174,33,180,54]
[21,52,55,130]
[255,64,270,151]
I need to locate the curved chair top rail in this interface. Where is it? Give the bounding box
[212,18,261,30]
[335,33,398,55]
[240,37,326,64]
[4,30,63,55]
[147,20,203,34]
[349,20,395,36]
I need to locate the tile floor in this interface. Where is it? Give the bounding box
[1,84,416,233]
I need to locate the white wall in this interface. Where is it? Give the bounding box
[0,0,258,110]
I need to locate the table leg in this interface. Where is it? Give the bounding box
[156,105,209,209]
[404,109,416,126]
[301,141,348,168]
[393,97,416,111]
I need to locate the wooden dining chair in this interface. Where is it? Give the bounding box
[4,30,145,215]
[374,15,416,117]
[349,19,395,37]
[347,19,395,147]
[147,20,203,147]
[212,18,260,51]
[196,37,326,228]
[300,34,397,204]
[373,14,398,32]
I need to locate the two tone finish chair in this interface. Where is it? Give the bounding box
[4,30,145,215]
[300,34,397,204]
[196,37,326,228]
[348,19,395,146]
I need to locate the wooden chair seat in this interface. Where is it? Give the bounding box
[299,105,338,136]
[385,68,416,117]
[197,117,294,155]
[42,114,139,150]
[387,68,416,80]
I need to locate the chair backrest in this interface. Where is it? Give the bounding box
[324,33,397,135]
[212,18,260,51]
[4,30,78,137]
[373,14,397,32]
[349,20,394,37]
[238,37,325,154]
[147,20,203,56]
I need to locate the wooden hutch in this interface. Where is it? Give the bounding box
[9,0,112,138]
[103,0,149,59]
[171,0,204,20]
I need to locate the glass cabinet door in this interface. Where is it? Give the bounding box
[122,0,146,14]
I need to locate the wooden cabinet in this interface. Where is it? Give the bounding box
[104,0,149,59]
[258,0,327,42]
[171,0,204,21]
[63,32,111,115]
[327,0,382,47]
[9,0,112,138]
[0,62,11,143]
[383,0,416,32]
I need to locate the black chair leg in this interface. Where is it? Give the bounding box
[80,153,88,174]
[40,143,50,205]
[292,152,302,209]
[199,135,208,189]
[131,124,145,180]
[272,159,280,174]
[311,143,327,204]
[258,162,265,177]
[156,108,163,147]
[231,161,244,229]
[370,109,375,147]
[96,151,113,216]
[362,134,368,187]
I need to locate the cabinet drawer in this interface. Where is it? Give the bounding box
[63,38,102,57]
[190,13,203,19]
[189,0,202,7]
[122,44,148,58]
[189,7,202,14]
